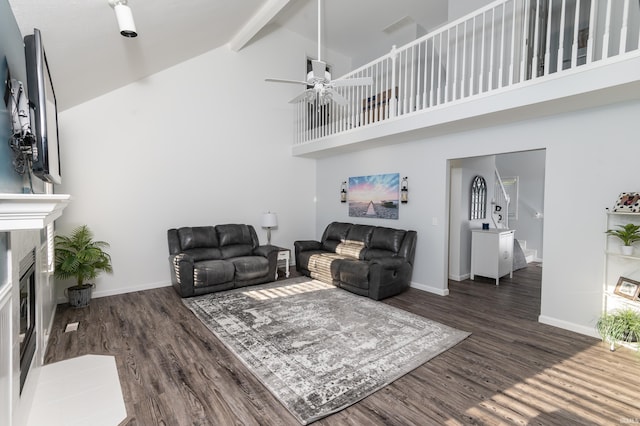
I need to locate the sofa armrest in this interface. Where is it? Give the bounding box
[294,240,322,252]
[368,256,413,300]
[167,228,181,255]
[254,244,280,258]
[169,253,196,297]
[294,240,322,275]
[254,245,279,280]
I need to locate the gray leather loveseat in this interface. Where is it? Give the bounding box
[167,224,279,297]
[294,222,417,300]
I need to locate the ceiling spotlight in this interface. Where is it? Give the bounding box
[108,0,137,38]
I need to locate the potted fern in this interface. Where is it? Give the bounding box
[596,308,640,352]
[605,223,640,256]
[54,225,113,308]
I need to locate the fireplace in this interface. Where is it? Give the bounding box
[0,193,70,424]
[18,249,36,394]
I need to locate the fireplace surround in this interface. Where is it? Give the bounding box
[0,193,70,425]
[18,249,36,394]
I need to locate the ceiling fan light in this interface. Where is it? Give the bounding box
[267,0,371,105]
[305,91,316,103]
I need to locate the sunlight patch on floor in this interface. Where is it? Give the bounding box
[450,345,638,425]
[243,279,334,300]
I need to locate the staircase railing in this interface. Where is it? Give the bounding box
[294,0,640,144]
[492,168,510,229]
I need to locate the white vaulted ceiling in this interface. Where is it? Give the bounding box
[8,0,448,111]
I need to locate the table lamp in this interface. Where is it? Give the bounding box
[261,212,278,245]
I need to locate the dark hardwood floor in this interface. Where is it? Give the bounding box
[45,265,640,425]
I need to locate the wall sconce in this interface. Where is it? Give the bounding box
[340,181,347,203]
[108,0,138,38]
[261,212,278,245]
[400,177,408,203]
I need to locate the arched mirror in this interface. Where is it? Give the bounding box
[470,175,487,220]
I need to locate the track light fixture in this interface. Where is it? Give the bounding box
[108,0,137,38]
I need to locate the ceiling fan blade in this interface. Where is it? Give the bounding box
[289,89,314,104]
[311,60,327,81]
[325,89,348,106]
[331,76,374,87]
[265,78,309,85]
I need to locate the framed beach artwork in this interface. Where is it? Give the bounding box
[614,276,640,300]
[348,173,399,219]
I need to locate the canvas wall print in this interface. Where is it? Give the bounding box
[349,173,399,219]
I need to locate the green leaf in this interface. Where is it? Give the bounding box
[605,223,640,246]
[54,225,113,286]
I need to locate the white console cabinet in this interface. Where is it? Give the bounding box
[470,229,514,285]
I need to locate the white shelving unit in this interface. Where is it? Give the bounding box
[603,209,640,314]
[603,209,640,352]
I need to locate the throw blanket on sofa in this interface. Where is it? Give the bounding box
[308,241,367,282]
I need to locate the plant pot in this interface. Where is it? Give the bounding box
[621,245,634,256]
[65,283,95,308]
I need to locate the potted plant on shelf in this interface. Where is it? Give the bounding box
[54,225,113,308]
[605,223,640,256]
[596,308,640,352]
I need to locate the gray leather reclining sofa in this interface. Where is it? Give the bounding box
[167,224,279,297]
[294,222,417,300]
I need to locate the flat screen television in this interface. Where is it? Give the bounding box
[24,28,61,185]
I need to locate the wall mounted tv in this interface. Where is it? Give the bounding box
[24,28,61,185]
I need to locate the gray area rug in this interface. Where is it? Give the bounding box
[183,277,470,424]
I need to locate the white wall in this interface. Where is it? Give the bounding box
[449,155,496,281]
[448,0,494,21]
[496,150,546,259]
[55,28,350,299]
[448,164,463,280]
[351,23,426,70]
[316,99,640,337]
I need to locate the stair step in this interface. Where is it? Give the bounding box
[523,248,536,263]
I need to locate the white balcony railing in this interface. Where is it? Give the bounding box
[294,0,640,144]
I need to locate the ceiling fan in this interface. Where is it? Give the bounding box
[265,0,373,106]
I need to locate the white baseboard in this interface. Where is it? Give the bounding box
[410,282,449,296]
[94,281,172,298]
[448,273,470,282]
[57,278,452,302]
[538,315,599,339]
[41,303,57,363]
[56,281,172,304]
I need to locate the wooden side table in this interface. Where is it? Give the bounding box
[275,247,290,279]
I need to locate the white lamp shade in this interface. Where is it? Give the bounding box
[261,213,278,228]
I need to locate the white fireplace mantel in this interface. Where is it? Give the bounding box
[0,192,71,426]
[0,193,71,231]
